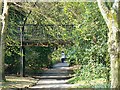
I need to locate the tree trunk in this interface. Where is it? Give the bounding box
[109,23,120,88]
[0,0,8,82]
[19,11,31,77]
[20,46,25,77]
[20,26,25,77]
[0,0,4,83]
[97,0,120,88]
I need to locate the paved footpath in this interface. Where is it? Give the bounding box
[30,62,80,89]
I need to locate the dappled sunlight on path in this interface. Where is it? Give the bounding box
[30,62,80,88]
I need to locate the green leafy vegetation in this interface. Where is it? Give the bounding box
[68,78,110,88]
[2,2,111,88]
[25,46,53,75]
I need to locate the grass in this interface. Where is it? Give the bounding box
[0,76,38,89]
[68,77,110,88]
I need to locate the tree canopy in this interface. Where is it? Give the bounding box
[1,1,120,88]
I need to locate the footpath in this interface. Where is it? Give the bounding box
[30,62,80,89]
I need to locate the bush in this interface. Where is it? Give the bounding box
[25,46,52,75]
[74,62,108,81]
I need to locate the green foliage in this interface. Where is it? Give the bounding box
[25,46,52,75]
[68,77,110,88]
[51,48,61,63]
[92,83,110,88]
[51,47,68,64]
[53,2,110,84]
[5,5,25,74]
[75,63,108,80]
[5,2,110,83]
[65,2,109,65]
[68,63,108,84]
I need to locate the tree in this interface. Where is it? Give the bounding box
[97,0,120,88]
[0,0,8,81]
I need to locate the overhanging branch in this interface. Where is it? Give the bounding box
[97,0,110,25]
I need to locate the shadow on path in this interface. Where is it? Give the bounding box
[30,62,80,89]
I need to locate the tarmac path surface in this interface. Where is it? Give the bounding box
[30,62,80,89]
